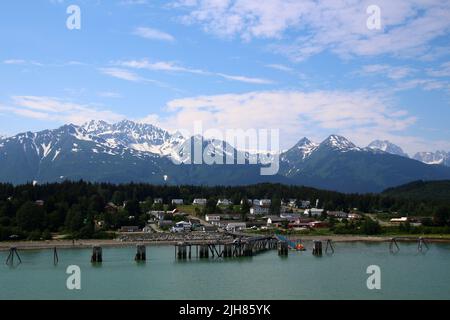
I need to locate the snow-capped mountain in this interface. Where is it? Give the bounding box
[413,151,450,166]
[1,122,450,193]
[81,120,186,159]
[367,140,409,158]
[320,135,361,152]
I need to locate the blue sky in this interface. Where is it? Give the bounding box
[0,0,449,155]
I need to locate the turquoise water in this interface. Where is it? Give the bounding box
[0,242,449,300]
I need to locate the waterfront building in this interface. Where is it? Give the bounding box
[119,226,140,233]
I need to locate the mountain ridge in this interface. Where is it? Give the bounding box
[1,120,450,193]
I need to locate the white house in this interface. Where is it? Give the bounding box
[288,199,297,207]
[149,210,165,220]
[250,206,270,215]
[390,217,408,223]
[259,199,271,207]
[193,198,207,205]
[171,199,184,205]
[171,221,192,233]
[304,208,324,217]
[217,199,232,206]
[205,214,221,223]
[153,198,163,204]
[299,200,311,208]
[240,199,253,205]
[266,216,286,226]
[225,222,247,232]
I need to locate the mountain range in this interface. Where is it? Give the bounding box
[367,139,450,166]
[1,120,450,193]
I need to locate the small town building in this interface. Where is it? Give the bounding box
[142,225,153,233]
[171,221,192,232]
[259,199,272,207]
[217,199,232,206]
[158,220,173,228]
[153,198,163,204]
[250,206,270,215]
[304,208,324,217]
[266,216,287,226]
[149,210,165,221]
[299,200,311,208]
[309,221,329,228]
[193,198,207,205]
[348,213,362,220]
[327,211,348,219]
[35,200,45,206]
[119,226,140,233]
[240,199,253,205]
[171,199,184,205]
[225,222,247,232]
[205,214,221,223]
[390,217,408,223]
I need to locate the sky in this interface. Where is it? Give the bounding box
[0,0,449,155]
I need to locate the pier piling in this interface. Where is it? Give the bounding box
[278,241,289,256]
[325,239,334,255]
[312,240,323,256]
[135,245,146,261]
[417,237,428,253]
[389,238,400,254]
[6,247,22,266]
[91,246,103,263]
[53,247,59,265]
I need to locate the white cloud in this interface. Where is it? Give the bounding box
[98,91,122,98]
[1,96,124,125]
[175,0,450,61]
[427,61,450,77]
[358,64,416,80]
[3,59,26,65]
[133,27,175,42]
[99,67,145,82]
[116,59,274,84]
[3,59,43,66]
[144,89,421,151]
[119,0,148,5]
[265,64,294,73]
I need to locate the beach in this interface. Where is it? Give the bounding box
[1,233,450,251]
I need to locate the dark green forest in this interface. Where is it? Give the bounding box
[0,180,449,241]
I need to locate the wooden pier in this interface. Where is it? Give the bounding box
[175,235,278,260]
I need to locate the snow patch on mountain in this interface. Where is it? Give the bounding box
[322,135,360,152]
[367,140,409,157]
[413,151,449,165]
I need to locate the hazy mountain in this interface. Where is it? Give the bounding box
[367,140,409,158]
[413,151,450,166]
[1,121,450,193]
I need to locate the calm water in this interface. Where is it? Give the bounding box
[0,242,449,300]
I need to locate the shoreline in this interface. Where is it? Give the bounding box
[1,234,450,251]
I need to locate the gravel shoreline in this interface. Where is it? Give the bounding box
[1,233,449,251]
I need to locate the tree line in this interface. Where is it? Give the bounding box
[0,181,449,240]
